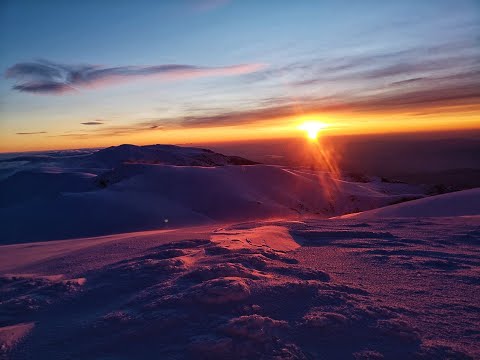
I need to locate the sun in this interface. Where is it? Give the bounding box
[298,121,328,140]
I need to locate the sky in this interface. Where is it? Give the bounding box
[0,0,479,152]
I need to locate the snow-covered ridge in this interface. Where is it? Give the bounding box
[0,144,257,171]
[87,144,259,167]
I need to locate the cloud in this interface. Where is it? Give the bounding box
[16,131,47,135]
[389,78,425,87]
[5,60,264,94]
[81,121,104,125]
[289,55,478,88]
[249,40,479,89]
[147,75,480,128]
[56,66,480,140]
[13,82,74,94]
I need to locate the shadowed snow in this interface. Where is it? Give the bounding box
[1,216,479,359]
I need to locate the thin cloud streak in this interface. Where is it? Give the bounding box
[16,131,47,135]
[62,75,480,140]
[5,60,265,94]
[249,40,479,88]
[81,121,104,125]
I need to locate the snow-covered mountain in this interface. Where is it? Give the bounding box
[0,145,424,243]
[0,144,257,177]
[1,144,479,359]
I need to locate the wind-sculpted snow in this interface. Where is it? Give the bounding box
[1,217,478,359]
[0,274,85,356]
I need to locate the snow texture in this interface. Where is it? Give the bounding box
[0,215,478,359]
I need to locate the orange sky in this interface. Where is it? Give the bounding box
[2,104,479,153]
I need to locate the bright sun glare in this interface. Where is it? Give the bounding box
[298,121,328,140]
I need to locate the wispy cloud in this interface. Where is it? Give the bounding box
[16,131,47,135]
[389,78,425,87]
[50,63,480,141]
[250,40,479,88]
[55,74,480,140]
[5,60,264,94]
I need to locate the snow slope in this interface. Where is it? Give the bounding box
[1,217,478,359]
[340,187,480,219]
[0,145,424,244]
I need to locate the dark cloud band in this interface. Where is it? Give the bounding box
[81,121,104,125]
[5,60,264,95]
[16,131,47,135]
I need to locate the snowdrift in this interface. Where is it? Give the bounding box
[341,187,480,219]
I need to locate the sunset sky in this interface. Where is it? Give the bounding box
[1,0,479,152]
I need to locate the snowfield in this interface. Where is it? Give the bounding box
[0,144,479,359]
[1,216,479,359]
[0,145,424,244]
